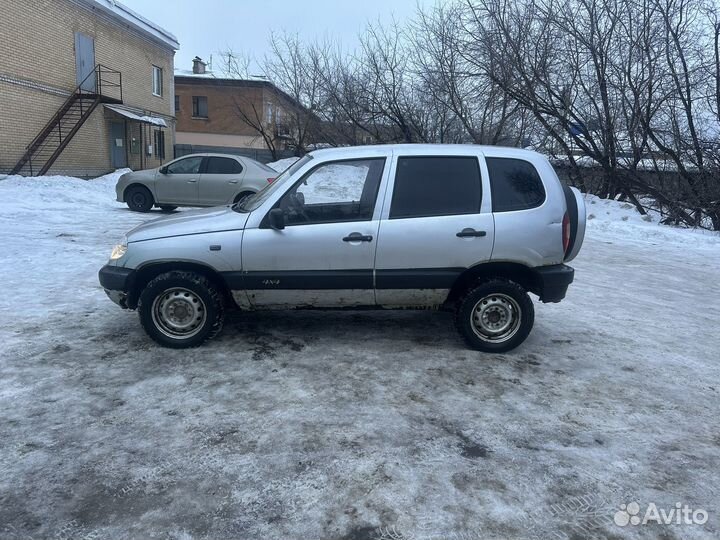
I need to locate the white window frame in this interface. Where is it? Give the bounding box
[152,65,163,97]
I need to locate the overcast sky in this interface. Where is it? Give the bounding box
[120,0,430,75]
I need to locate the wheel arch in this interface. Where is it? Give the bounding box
[123,182,156,203]
[445,261,539,306]
[127,260,232,309]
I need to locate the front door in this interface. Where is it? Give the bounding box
[109,121,127,168]
[155,156,203,205]
[241,158,387,308]
[374,154,495,306]
[74,32,95,91]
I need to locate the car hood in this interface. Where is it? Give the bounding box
[127,206,250,242]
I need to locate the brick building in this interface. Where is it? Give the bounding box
[0,0,178,177]
[174,58,310,162]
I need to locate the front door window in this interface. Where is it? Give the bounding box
[274,158,385,226]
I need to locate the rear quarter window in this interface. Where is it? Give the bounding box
[487,157,545,212]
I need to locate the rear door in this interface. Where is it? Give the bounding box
[200,156,246,205]
[155,156,203,205]
[374,153,494,307]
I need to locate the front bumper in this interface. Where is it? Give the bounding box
[531,264,574,303]
[99,265,135,308]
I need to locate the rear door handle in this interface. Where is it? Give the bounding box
[343,233,373,242]
[228,180,238,184]
[456,228,487,238]
[187,179,198,183]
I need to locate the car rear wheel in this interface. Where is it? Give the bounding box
[455,279,534,353]
[125,185,154,212]
[138,271,224,348]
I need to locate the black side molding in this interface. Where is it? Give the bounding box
[225,270,374,290]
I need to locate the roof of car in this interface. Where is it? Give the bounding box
[308,143,542,160]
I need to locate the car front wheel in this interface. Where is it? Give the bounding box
[455,279,534,353]
[125,185,154,212]
[138,271,224,348]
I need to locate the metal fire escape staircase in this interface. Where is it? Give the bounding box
[11,65,123,176]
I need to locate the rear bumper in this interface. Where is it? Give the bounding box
[531,264,574,303]
[99,265,135,308]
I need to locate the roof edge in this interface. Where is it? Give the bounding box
[75,0,179,50]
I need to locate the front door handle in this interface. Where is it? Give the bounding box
[343,232,373,242]
[456,228,487,238]
[187,179,198,183]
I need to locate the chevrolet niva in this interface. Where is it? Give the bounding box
[100,144,586,352]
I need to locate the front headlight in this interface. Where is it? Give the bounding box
[110,237,128,260]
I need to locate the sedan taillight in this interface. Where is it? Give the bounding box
[562,212,570,253]
[267,177,276,183]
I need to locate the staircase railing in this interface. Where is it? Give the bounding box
[23,65,122,155]
[14,65,122,175]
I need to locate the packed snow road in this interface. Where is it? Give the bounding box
[1,170,719,539]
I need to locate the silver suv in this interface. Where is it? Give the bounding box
[100,144,586,352]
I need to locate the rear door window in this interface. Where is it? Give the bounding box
[389,156,482,219]
[486,157,546,212]
[205,157,243,174]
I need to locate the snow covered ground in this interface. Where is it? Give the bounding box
[1,168,719,540]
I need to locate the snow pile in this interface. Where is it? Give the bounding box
[267,157,299,173]
[0,169,130,209]
[0,169,148,325]
[583,193,720,249]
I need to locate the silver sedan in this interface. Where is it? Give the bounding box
[115,153,278,212]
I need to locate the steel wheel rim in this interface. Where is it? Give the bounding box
[470,293,522,343]
[131,191,147,207]
[151,287,207,339]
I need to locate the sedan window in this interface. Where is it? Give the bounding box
[206,157,243,175]
[166,157,202,175]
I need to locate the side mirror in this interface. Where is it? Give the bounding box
[268,208,285,230]
[159,166,168,174]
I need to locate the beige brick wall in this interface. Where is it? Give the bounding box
[0,0,175,176]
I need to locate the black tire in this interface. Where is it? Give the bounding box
[233,191,255,204]
[125,185,154,212]
[138,271,224,348]
[159,205,178,212]
[455,279,534,353]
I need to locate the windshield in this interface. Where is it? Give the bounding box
[233,155,313,213]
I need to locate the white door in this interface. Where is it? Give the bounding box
[375,154,495,306]
[241,158,387,308]
[74,32,95,91]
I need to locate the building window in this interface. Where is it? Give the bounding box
[174,95,180,112]
[153,130,165,159]
[152,65,163,97]
[192,96,208,118]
